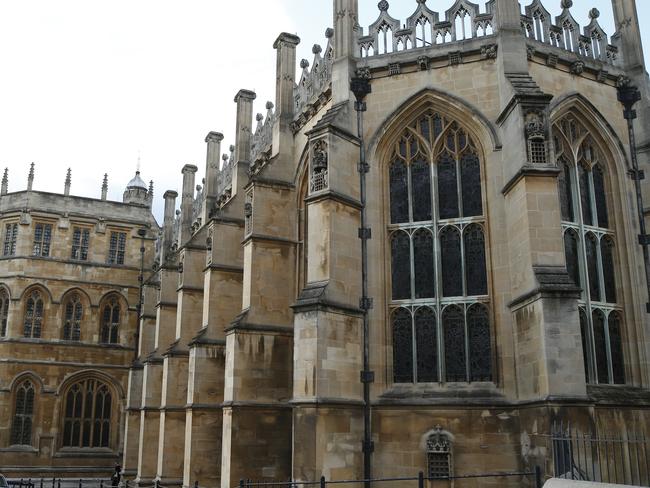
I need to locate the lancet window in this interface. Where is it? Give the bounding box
[100,297,120,344]
[389,111,492,384]
[62,379,112,448]
[555,115,625,385]
[63,293,83,341]
[23,290,44,339]
[0,288,8,337]
[11,380,35,446]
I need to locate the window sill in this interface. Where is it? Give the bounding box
[0,446,38,453]
[587,384,650,405]
[378,382,507,405]
[54,448,117,459]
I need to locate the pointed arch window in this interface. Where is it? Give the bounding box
[63,294,83,341]
[23,290,44,339]
[62,379,112,448]
[0,288,8,337]
[11,380,35,446]
[388,111,492,384]
[555,115,624,385]
[100,297,120,344]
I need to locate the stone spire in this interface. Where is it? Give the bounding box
[101,173,108,200]
[64,168,71,196]
[27,163,34,191]
[1,168,8,195]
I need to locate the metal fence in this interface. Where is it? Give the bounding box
[549,421,650,486]
[8,480,111,488]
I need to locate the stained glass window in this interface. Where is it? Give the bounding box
[555,115,624,386]
[11,380,34,446]
[392,308,413,383]
[62,379,112,448]
[63,294,83,341]
[100,298,120,344]
[388,111,491,385]
[23,290,44,339]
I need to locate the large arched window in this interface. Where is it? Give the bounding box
[0,288,9,337]
[11,379,35,446]
[62,293,83,341]
[23,290,44,339]
[555,115,625,385]
[62,378,112,448]
[100,297,121,344]
[389,111,492,384]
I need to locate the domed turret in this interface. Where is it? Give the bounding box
[123,170,151,206]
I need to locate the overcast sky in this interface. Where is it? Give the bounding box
[1,0,648,222]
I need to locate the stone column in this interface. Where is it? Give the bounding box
[123,366,143,478]
[179,165,198,246]
[231,90,256,201]
[203,132,223,223]
[162,191,178,263]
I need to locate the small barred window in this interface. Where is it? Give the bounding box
[426,427,452,480]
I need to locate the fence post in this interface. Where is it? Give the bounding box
[79,479,82,488]
[100,480,104,488]
[535,466,543,488]
[418,471,424,488]
[319,476,325,488]
[40,479,43,488]
[57,479,61,488]
[20,479,24,488]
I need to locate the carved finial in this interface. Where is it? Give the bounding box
[101,173,108,200]
[266,101,274,111]
[312,44,322,55]
[325,27,334,39]
[64,168,71,196]
[1,168,8,195]
[378,0,389,11]
[416,0,426,3]
[27,162,34,191]
[256,113,264,122]
[222,153,229,163]
[589,8,600,20]
[560,0,572,9]
[300,59,310,69]
[149,180,154,196]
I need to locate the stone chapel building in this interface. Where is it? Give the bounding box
[120,0,650,486]
[0,168,159,477]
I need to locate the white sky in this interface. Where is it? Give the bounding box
[0,0,648,222]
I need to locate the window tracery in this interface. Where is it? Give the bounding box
[63,293,83,341]
[62,378,112,448]
[389,111,491,384]
[11,379,35,446]
[555,114,624,385]
[100,297,120,344]
[23,290,44,339]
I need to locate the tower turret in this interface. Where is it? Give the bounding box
[123,170,149,205]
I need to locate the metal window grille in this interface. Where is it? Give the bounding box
[71,227,90,261]
[529,139,548,164]
[428,452,451,479]
[388,63,401,75]
[32,223,52,257]
[310,169,328,193]
[3,223,18,256]
[107,231,127,265]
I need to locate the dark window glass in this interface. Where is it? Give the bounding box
[558,162,574,222]
[579,164,593,226]
[464,225,487,296]
[32,223,53,257]
[579,309,590,382]
[411,158,432,222]
[0,289,8,337]
[601,237,616,304]
[432,114,443,139]
[391,232,412,300]
[564,230,580,287]
[438,153,459,219]
[72,228,90,261]
[23,291,44,339]
[392,308,413,383]
[419,117,430,142]
[107,232,127,265]
[63,294,83,341]
[592,310,609,384]
[443,306,466,382]
[468,304,491,382]
[3,223,18,256]
[585,234,600,302]
[592,164,609,229]
[389,159,409,224]
[415,307,437,382]
[100,298,121,344]
[460,153,482,217]
[441,227,462,297]
[608,312,625,385]
[413,229,435,299]
[63,379,112,448]
[11,380,35,446]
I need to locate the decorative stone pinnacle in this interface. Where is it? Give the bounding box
[300,59,310,69]
[64,168,71,195]
[266,101,274,111]
[378,0,389,12]
[1,168,8,195]
[312,44,322,55]
[222,154,229,162]
[229,145,235,153]
[256,113,264,122]
[416,0,426,3]
[560,0,573,9]
[27,162,35,190]
[589,8,600,20]
[149,180,154,194]
[325,27,334,39]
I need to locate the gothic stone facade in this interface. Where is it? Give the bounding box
[0,171,159,477]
